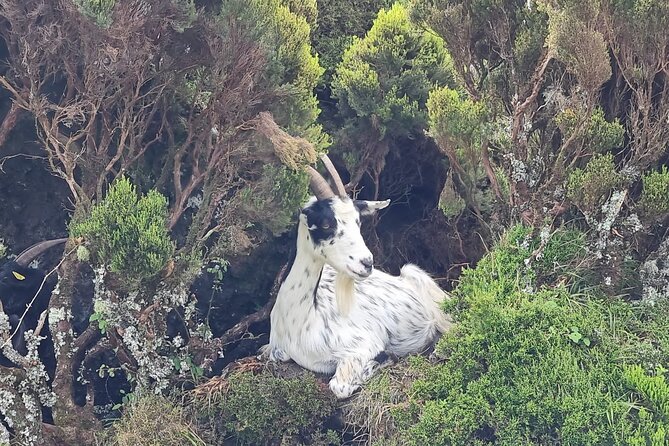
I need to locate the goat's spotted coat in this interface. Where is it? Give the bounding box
[265,197,451,398]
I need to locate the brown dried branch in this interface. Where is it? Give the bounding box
[0,101,23,148]
[511,50,554,158]
[190,261,290,368]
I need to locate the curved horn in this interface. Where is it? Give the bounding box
[320,155,347,197]
[306,165,335,201]
[15,238,68,267]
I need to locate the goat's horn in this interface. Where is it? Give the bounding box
[15,238,68,267]
[320,155,347,197]
[306,165,335,200]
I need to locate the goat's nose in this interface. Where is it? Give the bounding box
[360,257,373,272]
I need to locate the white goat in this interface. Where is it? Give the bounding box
[263,156,452,399]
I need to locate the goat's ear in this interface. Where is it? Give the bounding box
[354,199,390,216]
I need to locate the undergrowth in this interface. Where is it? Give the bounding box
[192,369,339,445]
[348,226,669,445]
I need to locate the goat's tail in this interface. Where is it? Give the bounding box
[400,264,453,333]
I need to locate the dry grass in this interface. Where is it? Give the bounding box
[341,359,420,445]
[99,394,205,446]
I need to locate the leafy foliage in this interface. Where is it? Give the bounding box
[556,107,625,154]
[312,0,393,79]
[71,177,174,280]
[639,166,669,217]
[333,2,454,139]
[567,153,624,213]
[239,164,311,235]
[624,365,669,446]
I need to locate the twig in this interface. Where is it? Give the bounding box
[217,261,289,346]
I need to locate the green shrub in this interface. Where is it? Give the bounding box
[639,166,669,217]
[381,226,668,445]
[332,2,455,139]
[556,108,625,154]
[70,177,174,281]
[567,153,624,213]
[194,370,338,445]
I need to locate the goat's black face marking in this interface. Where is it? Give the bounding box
[302,199,338,245]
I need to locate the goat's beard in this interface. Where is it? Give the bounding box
[335,272,356,316]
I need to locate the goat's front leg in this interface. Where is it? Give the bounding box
[329,354,383,399]
[258,344,291,363]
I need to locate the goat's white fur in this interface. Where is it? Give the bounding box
[264,196,452,399]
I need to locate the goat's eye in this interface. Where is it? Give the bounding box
[321,223,330,229]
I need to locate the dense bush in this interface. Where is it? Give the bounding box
[70,177,174,281]
[639,166,669,218]
[331,1,455,182]
[567,153,625,214]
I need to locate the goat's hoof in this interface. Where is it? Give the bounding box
[329,378,359,399]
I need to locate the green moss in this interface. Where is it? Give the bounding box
[195,371,338,445]
[70,176,174,281]
[639,166,669,217]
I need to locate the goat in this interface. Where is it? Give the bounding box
[263,156,452,399]
[0,238,66,368]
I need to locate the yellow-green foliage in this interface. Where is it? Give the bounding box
[102,394,205,446]
[313,0,393,78]
[219,0,326,148]
[427,87,484,146]
[70,177,174,280]
[639,166,669,217]
[438,173,466,219]
[546,2,611,93]
[195,371,337,445]
[283,0,317,28]
[556,107,625,153]
[332,2,455,138]
[567,153,624,212]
